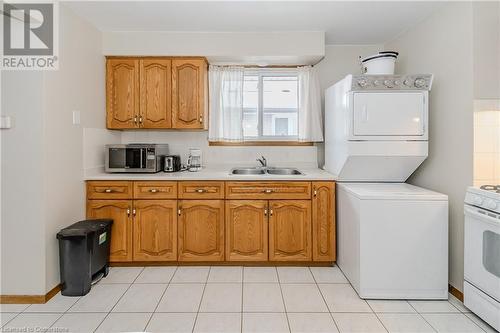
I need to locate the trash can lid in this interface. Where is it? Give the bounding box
[57,219,113,239]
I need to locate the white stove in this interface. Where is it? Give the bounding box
[464,186,500,331]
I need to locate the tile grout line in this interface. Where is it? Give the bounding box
[92,266,145,333]
[191,266,210,333]
[309,266,342,333]
[241,267,244,333]
[365,298,389,333]
[446,294,487,332]
[143,266,180,332]
[276,267,292,333]
[407,300,439,333]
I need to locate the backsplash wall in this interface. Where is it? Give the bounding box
[120,130,319,167]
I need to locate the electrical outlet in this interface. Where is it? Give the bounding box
[72,110,81,125]
[0,116,12,129]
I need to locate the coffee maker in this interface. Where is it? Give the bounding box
[187,148,202,172]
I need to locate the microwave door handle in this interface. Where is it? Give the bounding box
[140,149,144,168]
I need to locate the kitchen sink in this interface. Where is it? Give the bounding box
[230,167,303,175]
[266,168,303,175]
[230,168,266,175]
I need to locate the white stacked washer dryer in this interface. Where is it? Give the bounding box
[324,74,449,299]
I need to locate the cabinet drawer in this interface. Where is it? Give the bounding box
[226,182,311,200]
[87,181,133,199]
[178,181,224,199]
[134,181,177,199]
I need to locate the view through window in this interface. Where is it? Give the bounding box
[243,70,299,140]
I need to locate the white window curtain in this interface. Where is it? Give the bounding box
[297,66,323,142]
[208,65,245,142]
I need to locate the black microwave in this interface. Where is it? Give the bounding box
[105,144,169,173]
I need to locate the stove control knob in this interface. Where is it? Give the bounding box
[414,78,427,88]
[357,79,368,88]
[485,199,498,210]
[472,195,484,206]
[403,79,413,87]
[394,80,401,86]
[384,79,395,88]
[373,80,380,86]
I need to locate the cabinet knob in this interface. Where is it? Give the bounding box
[196,188,207,193]
[199,116,203,124]
[270,209,273,216]
[134,115,138,125]
[313,189,317,197]
[139,115,143,124]
[178,209,181,216]
[132,209,136,216]
[263,189,273,194]
[127,207,131,217]
[104,189,113,193]
[264,208,268,216]
[150,189,158,193]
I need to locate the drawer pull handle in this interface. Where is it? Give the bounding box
[150,189,158,193]
[196,189,207,193]
[104,189,113,193]
[263,189,273,194]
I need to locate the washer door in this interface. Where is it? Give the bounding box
[464,205,500,302]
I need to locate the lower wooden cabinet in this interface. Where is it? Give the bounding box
[312,182,336,261]
[133,200,177,261]
[225,200,268,261]
[86,180,335,263]
[269,200,312,261]
[87,200,133,262]
[178,200,224,261]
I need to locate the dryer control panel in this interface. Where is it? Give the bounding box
[350,74,433,91]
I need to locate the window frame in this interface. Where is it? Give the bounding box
[242,68,300,142]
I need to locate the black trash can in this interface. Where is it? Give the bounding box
[57,219,113,296]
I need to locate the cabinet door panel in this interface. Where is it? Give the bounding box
[134,200,177,261]
[269,200,312,261]
[178,200,224,261]
[226,200,268,261]
[312,182,336,261]
[87,200,133,262]
[106,59,139,129]
[171,59,207,129]
[140,59,172,128]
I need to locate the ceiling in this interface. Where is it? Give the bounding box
[64,1,446,45]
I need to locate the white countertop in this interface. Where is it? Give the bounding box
[84,165,337,181]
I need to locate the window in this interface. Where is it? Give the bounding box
[242,70,299,141]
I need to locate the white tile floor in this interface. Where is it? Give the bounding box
[0,266,497,333]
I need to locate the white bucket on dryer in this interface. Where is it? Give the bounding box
[360,51,398,75]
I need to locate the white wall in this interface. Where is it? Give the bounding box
[1,4,107,295]
[102,31,325,65]
[1,72,46,295]
[473,2,500,100]
[42,4,109,292]
[385,2,474,291]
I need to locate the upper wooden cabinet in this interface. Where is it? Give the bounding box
[106,57,207,130]
[140,59,172,129]
[172,59,208,129]
[106,59,139,129]
[312,182,336,261]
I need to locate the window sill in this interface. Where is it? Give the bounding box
[209,141,314,146]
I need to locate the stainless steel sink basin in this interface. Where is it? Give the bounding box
[230,168,266,175]
[266,168,303,175]
[230,167,303,175]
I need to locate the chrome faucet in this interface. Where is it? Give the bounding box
[256,156,267,167]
